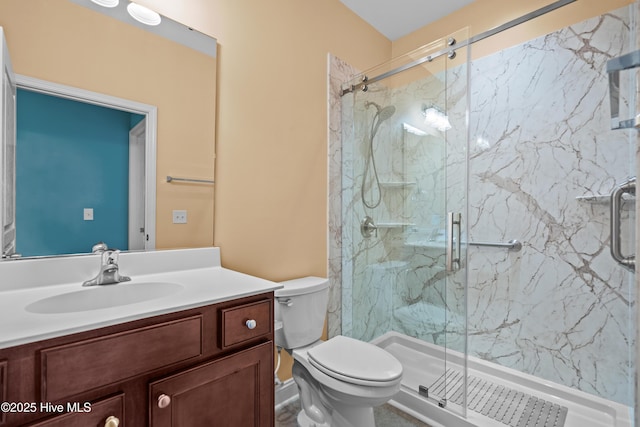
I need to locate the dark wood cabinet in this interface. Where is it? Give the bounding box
[0,292,274,427]
[0,359,7,426]
[150,341,273,426]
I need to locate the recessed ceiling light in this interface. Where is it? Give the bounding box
[90,0,119,7]
[127,3,162,26]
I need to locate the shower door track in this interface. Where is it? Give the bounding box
[341,0,577,96]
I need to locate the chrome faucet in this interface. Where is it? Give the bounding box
[83,247,131,286]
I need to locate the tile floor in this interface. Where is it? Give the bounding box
[275,397,432,427]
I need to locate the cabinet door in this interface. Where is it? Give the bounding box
[150,341,273,427]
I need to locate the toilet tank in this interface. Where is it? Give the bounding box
[274,276,329,350]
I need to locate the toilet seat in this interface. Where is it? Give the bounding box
[307,336,403,387]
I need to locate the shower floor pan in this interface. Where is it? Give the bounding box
[372,332,632,427]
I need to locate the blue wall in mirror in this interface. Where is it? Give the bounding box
[16,89,144,257]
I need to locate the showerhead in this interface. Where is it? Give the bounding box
[365,101,396,122]
[379,105,396,121]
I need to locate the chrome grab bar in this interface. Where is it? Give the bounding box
[468,240,522,252]
[446,212,461,272]
[610,177,636,270]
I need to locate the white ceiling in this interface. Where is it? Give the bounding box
[339,0,476,41]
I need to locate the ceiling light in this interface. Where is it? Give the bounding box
[90,0,119,7]
[127,2,162,26]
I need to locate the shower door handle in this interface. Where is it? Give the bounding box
[610,177,635,270]
[446,212,461,272]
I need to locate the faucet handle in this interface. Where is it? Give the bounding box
[92,242,109,253]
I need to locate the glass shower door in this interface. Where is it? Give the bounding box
[342,29,469,416]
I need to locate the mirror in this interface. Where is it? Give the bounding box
[0,0,217,259]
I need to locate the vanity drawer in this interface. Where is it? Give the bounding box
[41,315,203,402]
[220,300,272,348]
[26,393,124,427]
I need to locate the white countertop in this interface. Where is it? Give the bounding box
[0,247,282,349]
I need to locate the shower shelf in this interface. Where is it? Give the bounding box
[376,222,415,229]
[379,181,417,189]
[576,194,634,203]
[576,195,610,203]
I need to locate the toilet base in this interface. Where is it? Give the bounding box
[296,407,375,427]
[297,409,330,427]
[293,359,379,427]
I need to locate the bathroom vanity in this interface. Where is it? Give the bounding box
[0,248,280,426]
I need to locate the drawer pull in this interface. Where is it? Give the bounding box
[245,319,257,330]
[157,393,172,409]
[105,416,120,427]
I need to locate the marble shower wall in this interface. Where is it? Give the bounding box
[464,8,636,406]
[328,4,637,408]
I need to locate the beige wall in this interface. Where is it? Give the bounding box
[136,0,392,281]
[1,0,216,251]
[135,0,391,382]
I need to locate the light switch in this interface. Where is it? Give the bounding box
[172,210,187,224]
[84,208,94,221]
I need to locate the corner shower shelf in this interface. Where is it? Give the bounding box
[575,195,610,203]
[379,181,417,189]
[576,194,634,203]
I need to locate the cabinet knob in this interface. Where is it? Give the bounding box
[104,416,120,427]
[157,393,172,409]
[245,319,257,330]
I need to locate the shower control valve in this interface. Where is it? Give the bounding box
[361,216,378,238]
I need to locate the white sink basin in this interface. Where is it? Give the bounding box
[25,282,183,314]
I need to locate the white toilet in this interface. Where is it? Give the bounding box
[275,276,403,427]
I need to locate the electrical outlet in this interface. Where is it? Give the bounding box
[172,210,187,224]
[84,208,94,221]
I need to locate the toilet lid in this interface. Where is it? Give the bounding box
[307,336,403,385]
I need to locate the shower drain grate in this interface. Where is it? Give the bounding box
[427,369,568,427]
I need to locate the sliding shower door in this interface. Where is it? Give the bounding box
[341,29,469,415]
[464,2,638,410]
